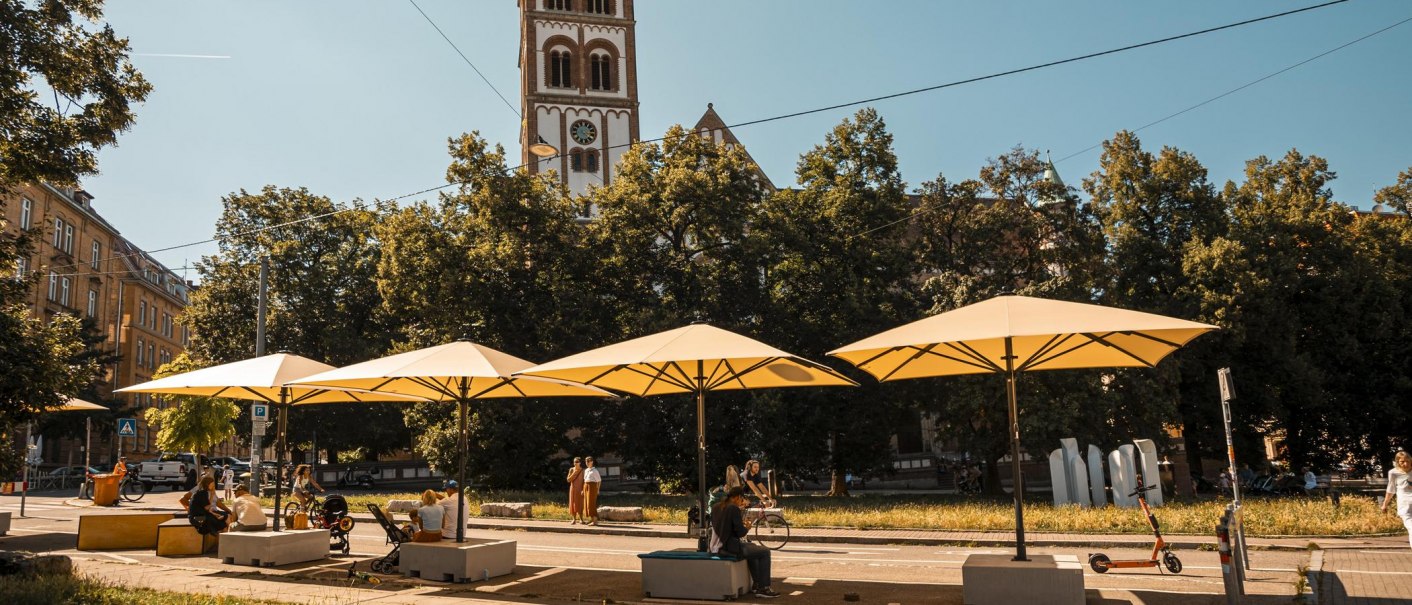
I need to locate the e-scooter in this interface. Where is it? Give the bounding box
[1088,478,1182,574]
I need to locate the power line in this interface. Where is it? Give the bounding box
[408,0,521,118]
[41,0,1350,271]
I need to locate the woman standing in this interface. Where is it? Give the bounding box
[1381,450,1412,549]
[566,457,586,524]
[583,456,602,525]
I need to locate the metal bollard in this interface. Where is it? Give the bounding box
[1217,511,1241,604]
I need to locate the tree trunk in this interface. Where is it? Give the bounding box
[984,457,1004,496]
[827,468,850,497]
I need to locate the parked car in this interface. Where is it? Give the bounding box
[212,456,251,476]
[135,452,203,491]
[49,465,102,479]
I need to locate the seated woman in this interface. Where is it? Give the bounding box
[412,489,443,542]
[187,475,231,535]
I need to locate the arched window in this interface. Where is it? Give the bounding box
[585,149,599,173]
[544,0,569,11]
[549,50,573,88]
[590,54,613,91]
[585,0,611,14]
[570,148,584,172]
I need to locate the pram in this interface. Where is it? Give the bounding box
[364,503,411,574]
[293,493,356,554]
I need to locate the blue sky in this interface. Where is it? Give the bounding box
[85,1,1411,274]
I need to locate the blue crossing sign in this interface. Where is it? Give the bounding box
[117,418,137,437]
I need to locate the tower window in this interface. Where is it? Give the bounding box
[570,148,584,172]
[586,149,599,173]
[544,0,569,10]
[549,50,573,88]
[590,54,614,91]
[585,0,611,14]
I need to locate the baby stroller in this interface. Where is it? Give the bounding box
[304,493,356,554]
[363,503,411,574]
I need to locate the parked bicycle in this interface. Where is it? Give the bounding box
[119,473,146,502]
[742,498,789,550]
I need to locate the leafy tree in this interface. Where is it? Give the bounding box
[142,353,240,454]
[1373,167,1412,216]
[910,147,1109,494]
[377,133,603,487]
[574,125,772,492]
[755,108,921,496]
[181,186,406,463]
[0,0,151,192]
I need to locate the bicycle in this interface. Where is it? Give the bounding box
[742,498,789,550]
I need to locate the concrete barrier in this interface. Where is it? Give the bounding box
[219,529,329,567]
[386,499,418,514]
[77,512,175,550]
[638,549,749,601]
[961,554,1083,605]
[479,502,532,518]
[0,511,10,536]
[155,518,218,557]
[596,506,644,522]
[400,539,516,583]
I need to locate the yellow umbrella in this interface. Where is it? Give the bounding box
[118,353,423,531]
[290,341,616,542]
[22,397,111,514]
[829,295,1217,560]
[54,397,108,412]
[517,323,859,537]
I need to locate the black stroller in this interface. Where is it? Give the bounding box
[310,493,356,554]
[364,503,411,574]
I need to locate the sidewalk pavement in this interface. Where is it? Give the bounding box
[1316,548,1412,605]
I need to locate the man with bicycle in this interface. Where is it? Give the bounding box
[741,460,774,507]
[710,487,780,598]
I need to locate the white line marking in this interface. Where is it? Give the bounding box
[1334,569,1412,576]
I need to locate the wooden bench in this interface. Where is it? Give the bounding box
[155,518,218,556]
[400,539,517,583]
[76,512,175,550]
[638,549,749,601]
[219,529,329,567]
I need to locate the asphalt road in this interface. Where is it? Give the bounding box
[0,490,1307,604]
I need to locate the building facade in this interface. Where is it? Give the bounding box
[520,0,640,209]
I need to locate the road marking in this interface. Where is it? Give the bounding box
[1333,569,1412,576]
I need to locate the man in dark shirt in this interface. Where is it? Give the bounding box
[711,487,779,598]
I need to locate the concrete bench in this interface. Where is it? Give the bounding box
[597,506,644,522]
[961,554,1083,605]
[219,529,329,567]
[0,511,10,536]
[386,499,419,514]
[401,538,517,583]
[155,518,218,556]
[479,502,532,518]
[76,512,175,550]
[638,549,749,601]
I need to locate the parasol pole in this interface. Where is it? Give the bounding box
[457,378,469,543]
[696,360,708,547]
[1005,336,1028,561]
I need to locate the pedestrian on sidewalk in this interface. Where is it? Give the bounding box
[583,456,602,525]
[1381,450,1412,549]
[567,457,586,524]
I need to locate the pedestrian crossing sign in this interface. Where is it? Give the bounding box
[117,418,137,437]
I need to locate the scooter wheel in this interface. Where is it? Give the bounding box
[1163,553,1182,574]
[1088,553,1111,573]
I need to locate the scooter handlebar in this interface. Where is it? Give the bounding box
[1128,484,1158,498]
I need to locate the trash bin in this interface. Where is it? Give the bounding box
[91,474,120,506]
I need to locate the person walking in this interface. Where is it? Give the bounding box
[582,456,602,525]
[566,457,586,525]
[1381,450,1412,549]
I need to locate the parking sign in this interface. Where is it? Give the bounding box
[253,404,268,421]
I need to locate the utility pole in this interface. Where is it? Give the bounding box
[251,257,268,497]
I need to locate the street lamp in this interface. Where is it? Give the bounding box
[529,134,558,158]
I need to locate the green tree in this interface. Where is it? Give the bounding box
[911,147,1110,494]
[573,125,772,492]
[0,0,151,191]
[755,108,920,496]
[377,133,603,488]
[181,186,406,463]
[142,353,240,454]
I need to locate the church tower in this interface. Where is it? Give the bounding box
[519,0,640,208]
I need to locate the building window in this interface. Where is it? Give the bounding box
[64,224,73,254]
[148,306,156,329]
[90,241,101,270]
[136,339,145,367]
[549,50,572,88]
[586,149,599,173]
[148,344,155,369]
[138,301,146,326]
[87,290,98,317]
[59,277,70,306]
[586,0,611,15]
[569,148,583,172]
[14,255,26,279]
[590,54,613,91]
[19,198,32,231]
[53,218,63,249]
[544,0,569,10]
[47,271,57,300]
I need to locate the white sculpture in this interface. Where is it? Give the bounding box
[1087,444,1107,507]
[1132,439,1163,507]
[1049,449,1070,506]
[1061,438,1090,507]
[1109,445,1138,508]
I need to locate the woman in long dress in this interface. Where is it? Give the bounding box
[567,457,585,525]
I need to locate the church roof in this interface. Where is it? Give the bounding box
[691,103,777,191]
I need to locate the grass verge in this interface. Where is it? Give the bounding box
[280,490,1402,537]
[0,571,286,605]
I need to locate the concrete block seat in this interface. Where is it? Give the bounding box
[401,538,517,583]
[638,549,749,601]
[156,518,218,556]
[219,529,329,567]
[0,511,10,536]
[479,502,532,518]
[76,512,176,550]
[961,554,1084,605]
[596,506,644,522]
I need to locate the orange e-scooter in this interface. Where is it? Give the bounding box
[1088,478,1182,574]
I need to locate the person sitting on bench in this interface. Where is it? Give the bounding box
[409,489,443,542]
[188,476,230,535]
[229,483,267,531]
[711,487,779,598]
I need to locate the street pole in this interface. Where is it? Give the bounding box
[78,416,91,499]
[251,257,268,499]
[20,423,31,517]
[1217,367,1249,572]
